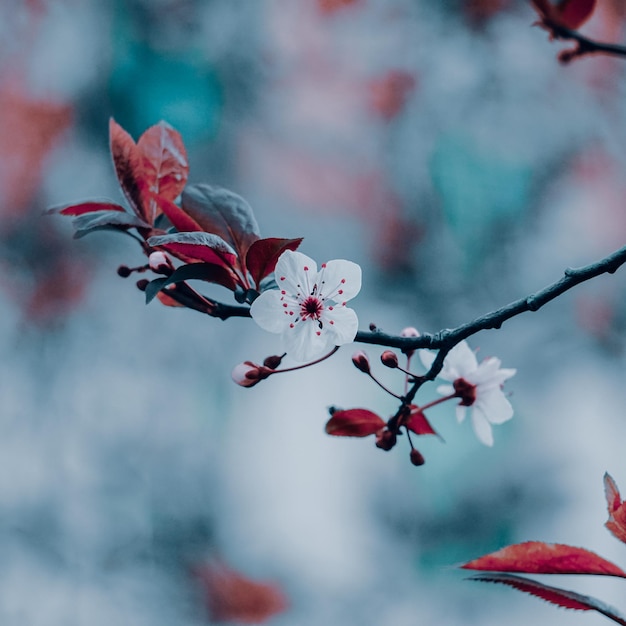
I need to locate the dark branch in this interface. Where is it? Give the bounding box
[542,20,626,62]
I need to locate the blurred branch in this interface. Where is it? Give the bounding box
[542,20,626,63]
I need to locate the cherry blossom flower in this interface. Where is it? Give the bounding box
[250,250,361,362]
[420,341,516,446]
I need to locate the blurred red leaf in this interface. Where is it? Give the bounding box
[245,237,303,288]
[137,121,189,222]
[194,561,288,624]
[405,406,440,437]
[156,290,185,308]
[109,118,146,221]
[325,409,386,437]
[461,541,626,577]
[0,86,72,216]
[52,201,127,217]
[531,0,597,30]
[469,573,626,623]
[317,0,361,15]
[368,70,416,121]
[605,473,626,544]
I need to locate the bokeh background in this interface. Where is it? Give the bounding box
[1,0,626,624]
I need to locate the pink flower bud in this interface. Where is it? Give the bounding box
[400,326,420,357]
[410,449,425,466]
[263,354,285,369]
[149,251,173,274]
[351,350,371,373]
[380,350,399,368]
[231,361,272,388]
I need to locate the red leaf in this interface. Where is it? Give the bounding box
[605,473,626,545]
[557,0,596,29]
[109,118,146,221]
[469,573,626,623]
[405,405,440,437]
[148,232,238,269]
[137,121,189,222]
[193,561,288,624]
[49,201,127,216]
[245,237,303,288]
[461,541,626,578]
[156,291,185,307]
[148,194,202,233]
[531,0,596,29]
[325,409,386,437]
[181,184,260,261]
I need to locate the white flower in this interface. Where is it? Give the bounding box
[250,250,361,362]
[420,341,516,447]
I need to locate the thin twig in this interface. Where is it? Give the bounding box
[542,20,626,62]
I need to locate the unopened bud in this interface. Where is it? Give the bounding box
[136,279,149,291]
[400,326,420,357]
[380,350,399,368]
[352,351,371,374]
[117,265,132,278]
[410,448,425,466]
[149,251,173,275]
[375,429,397,451]
[263,354,285,369]
[369,323,378,331]
[231,361,272,388]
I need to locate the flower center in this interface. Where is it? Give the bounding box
[300,296,323,321]
[453,377,477,406]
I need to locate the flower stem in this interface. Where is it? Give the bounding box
[413,393,457,413]
[272,347,340,373]
[367,372,402,400]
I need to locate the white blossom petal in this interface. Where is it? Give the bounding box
[477,389,514,424]
[274,250,318,296]
[436,384,455,396]
[249,290,289,333]
[322,305,358,345]
[455,405,467,423]
[419,349,436,370]
[319,259,362,302]
[284,319,334,362]
[471,408,494,446]
[443,341,478,380]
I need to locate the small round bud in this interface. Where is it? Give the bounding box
[380,350,399,368]
[263,354,284,369]
[136,279,149,291]
[410,449,425,466]
[400,326,420,357]
[117,265,132,278]
[369,323,377,331]
[149,251,173,275]
[352,351,371,374]
[231,361,272,388]
[375,429,397,451]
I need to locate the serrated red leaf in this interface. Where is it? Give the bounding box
[181,184,260,261]
[245,237,303,288]
[405,405,440,437]
[148,233,238,269]
[51,201,127,216]
[469,573,626,623]
[462,541,626,578]
[325,409,386,437]
[109,118,146,221]
[557,0,596,29]
[149,194,202,232]
[137,121,189,222]
[605,473,626,545]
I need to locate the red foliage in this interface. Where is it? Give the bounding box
[325,408,386,437]
[462,541,626,577]
[605,473,626,545]
[193,561,288,624]
[368,70,416,121]
[404,406,440,437]
[317,0,361,15]
[531,0,597,30]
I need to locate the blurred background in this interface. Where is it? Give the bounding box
[1,0,626,624]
